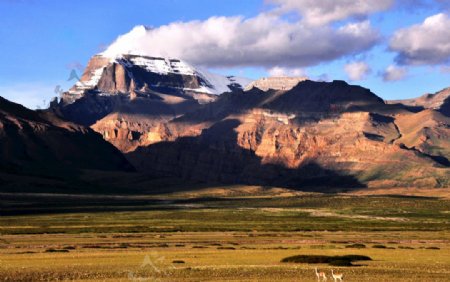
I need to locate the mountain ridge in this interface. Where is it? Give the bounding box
[389,87,450,117]
[126,80,450,188]
[44,53,450,189]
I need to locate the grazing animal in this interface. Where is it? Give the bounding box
[331,269,344,282]
[315,267,327,281]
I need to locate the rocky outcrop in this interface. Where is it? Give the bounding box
[245,76,308,91]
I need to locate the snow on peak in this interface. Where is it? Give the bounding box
[117,55,197,76]
[196,68,252,95]
[112,54,252,94]
[71,53,252,96]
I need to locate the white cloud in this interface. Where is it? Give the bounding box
[344,61,371,81]
[382,65,408,81]
[268,66,306,77]
[267,0,393,25]
[389,13,450,65]
[101,15,380,69]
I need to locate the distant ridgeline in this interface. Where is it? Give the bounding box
[43,53,450,190]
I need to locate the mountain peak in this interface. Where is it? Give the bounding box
[65,53,251,103]
[245,76,308,91]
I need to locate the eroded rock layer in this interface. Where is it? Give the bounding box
[126,80,450,189]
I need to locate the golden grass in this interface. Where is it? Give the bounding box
[1,231,449,281]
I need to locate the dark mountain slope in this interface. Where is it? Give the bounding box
[0,96,132,178]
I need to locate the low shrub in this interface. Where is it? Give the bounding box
[172,260,185,264]
[425,246,440,250]
[45,248,69,253]
[330,241,350,244]
[340,255,372,261]
[217,246,236,250]
[82,245,102,249]
[398,246,414,249]
[118,243,130,248]
[329,260,353,266]
[372,244,387,248]
[281,254,371,266]
[15,251,37,254]
[345,243,366,249]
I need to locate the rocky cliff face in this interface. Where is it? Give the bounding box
[50,54,251,152]
[127,80,450,189]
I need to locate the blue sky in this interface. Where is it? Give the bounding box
[0,0,449,108]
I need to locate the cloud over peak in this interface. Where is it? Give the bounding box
[101,15,379,69]
[268,66,306,77]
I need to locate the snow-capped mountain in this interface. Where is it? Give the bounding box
[50,54,252,152]
[63,54,251,105]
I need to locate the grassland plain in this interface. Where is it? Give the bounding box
[0,186,449,281]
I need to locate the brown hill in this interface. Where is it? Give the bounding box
[0,96,132,179]
[389,87,450,117]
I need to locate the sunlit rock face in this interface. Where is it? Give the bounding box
[126,80,450,189]
[245,77,308,91]
[49,54,252,152]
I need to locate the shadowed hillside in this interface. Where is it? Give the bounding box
[0,96,133,187]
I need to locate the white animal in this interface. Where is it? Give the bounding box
[331,269,344,282]
[315,267,327,281]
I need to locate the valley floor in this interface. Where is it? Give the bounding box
[0,186,449,281]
